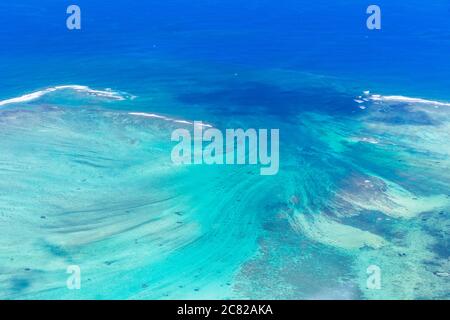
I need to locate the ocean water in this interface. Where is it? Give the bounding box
[0,1,449,299]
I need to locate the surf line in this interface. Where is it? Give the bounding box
[360,90,450,107]
[0,85,127,107]
[171,121,280,176]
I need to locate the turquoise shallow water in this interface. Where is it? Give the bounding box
[0,69,449,299]
[0,1,449,299]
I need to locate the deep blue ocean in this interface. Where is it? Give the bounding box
[0,1,449,299]
[2,1,450,101]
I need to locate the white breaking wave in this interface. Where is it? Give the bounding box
[366,92,450,107]
[129,112,213,128]
[0,85,128,107]
[0,85,210,128]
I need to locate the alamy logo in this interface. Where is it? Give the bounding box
[66,5,81,30]
[366,265,381,290]
[366,5,381,30]
[66,265,81,290]
[171,122,280,176]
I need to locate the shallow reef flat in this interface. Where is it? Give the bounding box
[0,79,448,299]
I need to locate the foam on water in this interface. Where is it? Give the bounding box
[0,85,128,107]
[367,92,450,107]
[129,112,213,127]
